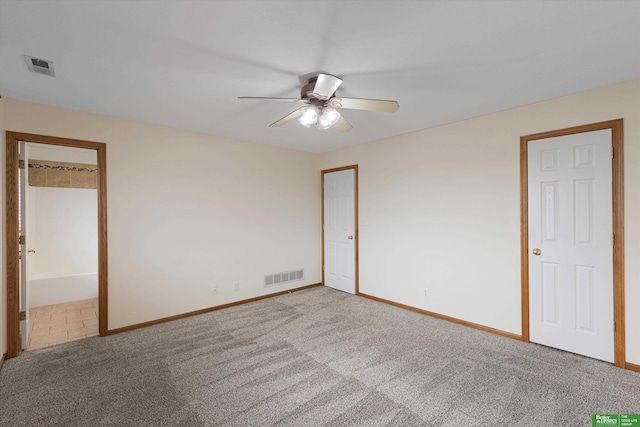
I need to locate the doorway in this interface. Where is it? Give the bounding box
[520,119,625,368]
[322,165,358,294]
[5,132,108,359]
[22,142,99,350]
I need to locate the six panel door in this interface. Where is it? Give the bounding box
[528,129,614,362]
[323,169,356,294]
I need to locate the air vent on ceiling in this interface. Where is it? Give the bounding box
[264,269,304,287]
[25,55,55,77]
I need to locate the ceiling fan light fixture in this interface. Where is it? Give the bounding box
[298,106,318,128]
[240,72,398,133]
[318,106,341,130]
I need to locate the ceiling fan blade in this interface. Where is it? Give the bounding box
[333,115,352,133]
[312,74,343,99]
[238,97,302,102]
[269,107,306,128]
[331,97,399,113]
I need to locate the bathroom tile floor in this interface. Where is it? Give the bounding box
[27,298,99,351]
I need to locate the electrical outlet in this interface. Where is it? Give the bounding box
[233,282,239,292]
[423,289,429,298]
[212,284,218,295]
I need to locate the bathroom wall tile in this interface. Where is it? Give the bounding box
[70,171,97,188]
[29,168,47,186]
[29,159,98,189]
[46,169,70,187]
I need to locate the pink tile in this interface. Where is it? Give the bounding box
[83,317,98,327]
[66,312,98,322]
[26,298,100,351]
[32,321,52,330]
[80,307,97,315]
[50,313,69,321]
[29,327,51,338]
[28,337,50,350]
[68,325,97,339]
[51,321,83,333]
[47,330,68,343]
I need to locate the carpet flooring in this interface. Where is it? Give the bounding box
[1,286,638,426]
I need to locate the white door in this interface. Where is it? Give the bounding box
[323,169,356,294]
[19,142,30,350]
[528,129,613,362]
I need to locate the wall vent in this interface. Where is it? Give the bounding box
[264,269,304,287]
[25,55,55,77]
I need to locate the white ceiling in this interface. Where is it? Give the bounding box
[1,1,639,153]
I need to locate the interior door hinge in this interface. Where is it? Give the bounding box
[19,311,26,321]
[613,319,616,332]
[611,146,614,159]
[19,235,26,245]
[18,159,25,169]
[612,233,615,245]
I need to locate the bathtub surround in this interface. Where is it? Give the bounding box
[27,185,98,279]
[0,287,638,425]
[27,179,98,307]
[29,273,98,307]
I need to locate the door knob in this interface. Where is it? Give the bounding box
[28,248,36,254]
[532,248,542,256]
[348,235,354,240]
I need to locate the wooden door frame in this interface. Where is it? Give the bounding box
[321,165,359,294]
[520,119,625,368]
[5,131,108,359]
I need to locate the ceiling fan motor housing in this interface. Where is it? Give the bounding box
[300,76,342,101]
[301,78,317,99]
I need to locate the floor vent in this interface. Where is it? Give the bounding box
[264,269,304,287]
[25,55,55,77]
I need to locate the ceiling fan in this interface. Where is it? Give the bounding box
[238,73,399,133]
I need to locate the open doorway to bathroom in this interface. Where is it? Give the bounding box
[6,131,108,359]
[21,143,99,350]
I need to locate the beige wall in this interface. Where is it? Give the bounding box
[1,99,322,333]
[319,78,640,365]
[2,79,638,366]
